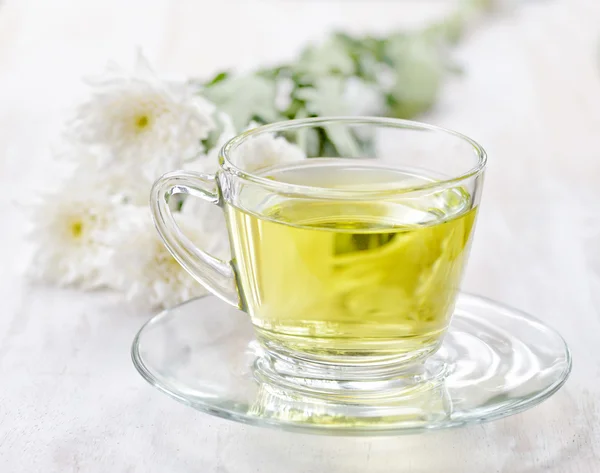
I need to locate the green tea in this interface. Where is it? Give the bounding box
[226,163,476,359]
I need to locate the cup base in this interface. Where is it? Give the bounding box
[254,335,448,402]
[131,293,571,435]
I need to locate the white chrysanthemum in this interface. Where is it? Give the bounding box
[180,197,231,262]
[26,177,118,289]
[376,63,398,93]
[184,112,236,175]
[55,144,153,205]
[234,123,306,173]
[68,51,216,183]
[342,77,386,117]
[107,206,215,309]
[275,77,294,112]
[296,76,348,117]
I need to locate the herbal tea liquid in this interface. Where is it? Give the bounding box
[225,161,476,358]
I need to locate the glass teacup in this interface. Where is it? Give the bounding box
[150,117,486,387]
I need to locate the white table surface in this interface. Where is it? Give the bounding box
[1,0,600,471]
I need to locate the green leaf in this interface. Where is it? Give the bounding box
[295,36,356,79]
[283,97,307,120]
[202,74,280,130]
[204,71,230,86]
[189,0,492,131]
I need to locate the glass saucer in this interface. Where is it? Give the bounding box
[131,293,571,436]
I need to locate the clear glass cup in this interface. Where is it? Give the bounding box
[150,117,486,386]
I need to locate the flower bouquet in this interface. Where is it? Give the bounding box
[27,0,492,309]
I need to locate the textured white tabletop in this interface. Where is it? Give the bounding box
[1,0,600,471]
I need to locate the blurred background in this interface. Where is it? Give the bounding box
[1,0,600,472]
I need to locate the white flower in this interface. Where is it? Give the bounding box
[275,77,294,112]
[26,176,118,289]
[184,112,236,175]
[295,76,348,116]
[55,144,152,205]
[180,197,231,262]
[67,50,216,184]
[342,77,385,117]
[106,206,215,309]
[376,64,397,93]
[233,123,306,173]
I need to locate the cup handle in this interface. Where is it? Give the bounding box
[150,170,241,308]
